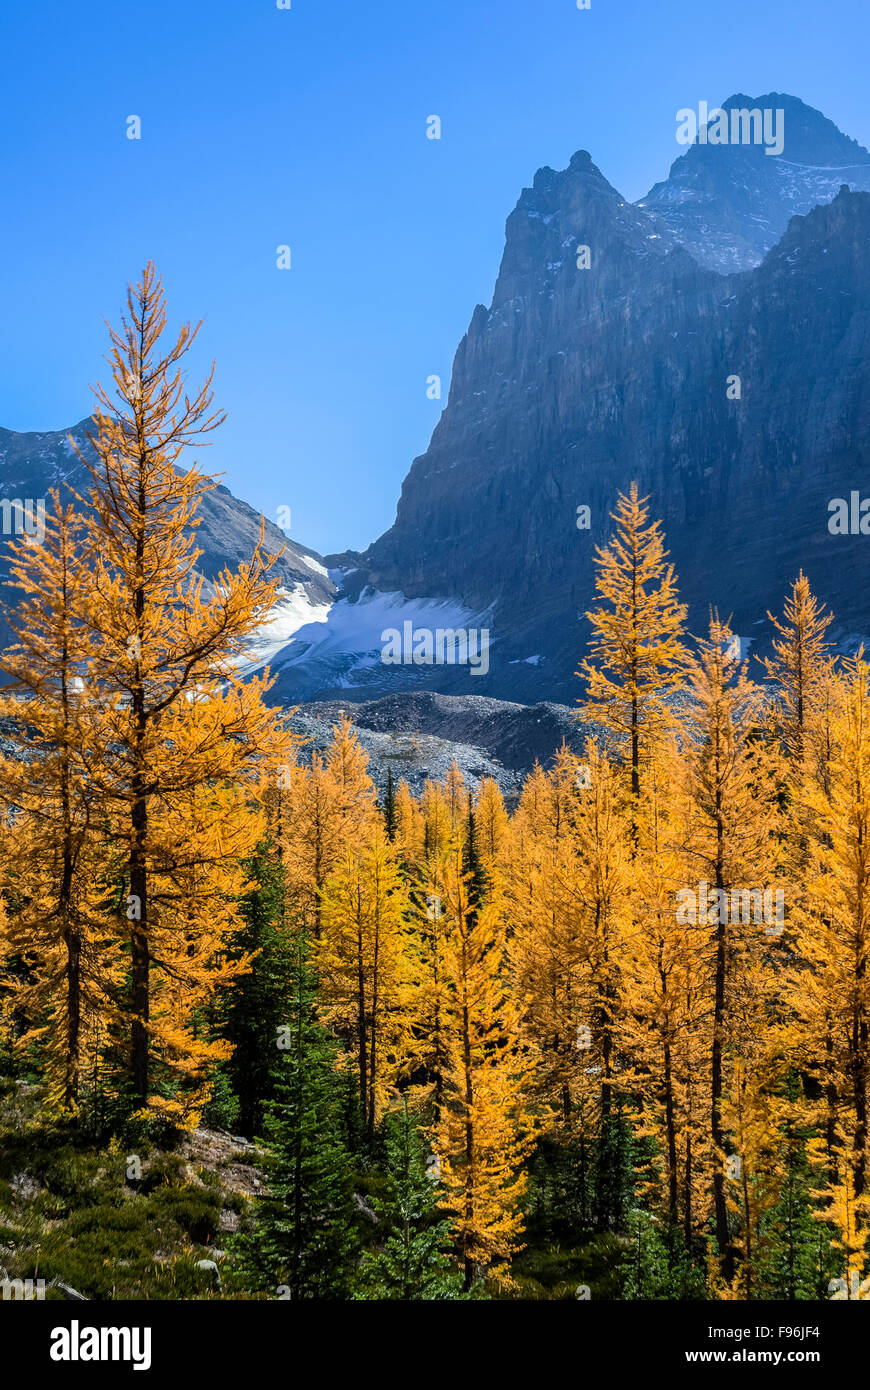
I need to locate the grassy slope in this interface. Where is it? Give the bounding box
[0,1079,262,1300]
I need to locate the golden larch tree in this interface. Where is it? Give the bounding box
[676,616,783,1277]
[0,497,118,1113]
[71,263,288,1112]
[432,823,534,1288]
[318,821,412,1136]
[579,483,687,809]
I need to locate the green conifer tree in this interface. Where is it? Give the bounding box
[217,842,291,1139]
[617,1211,705,1299]
[355,1099,464,1299]
[462,796,489,923]
[232,931,357,1298]
[382,767,397,842]
[760,1075,834,1300]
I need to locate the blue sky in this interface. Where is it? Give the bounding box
[1,0,867,554]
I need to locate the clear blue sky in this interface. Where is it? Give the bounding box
[1,0,867,554]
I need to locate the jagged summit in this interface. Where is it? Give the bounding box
[639,93,870,271]
[353,112,870,703]
[488,148,677,315]
[692,93,870,167]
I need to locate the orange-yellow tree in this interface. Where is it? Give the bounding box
[71,264,288,1112]
[279,716,376,938]
[677,617,783,1276]
[431,820,534,1288]
[506,748,596,1131]
[620,732,710,1239]
[579,483,687,809]
[790,655,870,1206]
[763,572,834,771]
[318,822,411,1137]
[406,779,460,1123]
[0,498,117,1113]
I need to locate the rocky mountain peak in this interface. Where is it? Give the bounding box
[720,92,870,166]
[349,103,870,707]
[639,92,870,272]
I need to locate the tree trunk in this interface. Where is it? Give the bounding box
[663,1035,678,1227]
[356,918,367,1125]
[711,907,731,1275]
[130,789,149,1105]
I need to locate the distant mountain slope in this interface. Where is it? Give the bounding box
[0,418,337,658]
[638,92,870,272]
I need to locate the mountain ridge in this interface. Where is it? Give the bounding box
[0,417,337,663]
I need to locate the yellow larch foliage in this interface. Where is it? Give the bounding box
[67,263,289,1112]
[790,654,870,1203]
[620,732,710,1240]
[579,482,688,805]
[474,776,509,877]
[280,716,377,936]
[675,615,784,1274]
[0,498,120,1114]
[813,1171,870,1298]
[430,824,534,1289]
[318,820,413,1135]
[393,775,425,867]
[506,748,594,1128]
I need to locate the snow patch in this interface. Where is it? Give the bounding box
[264,587,494,688]
[241,584,332,671]
[297,551,329,579]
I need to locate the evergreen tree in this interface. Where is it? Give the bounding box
[354,1100,464,1299]
[218,841,291,1139]
[760,1075,830,1300]
[462,795,489,922]
[595,1107,635,1233]
[233,931,357,1299]
[617,1211,705,1299]
[381,766,397,842]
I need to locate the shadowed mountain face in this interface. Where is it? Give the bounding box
[342,97,870,703]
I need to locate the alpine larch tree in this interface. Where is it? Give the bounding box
[70,263,289,1117]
